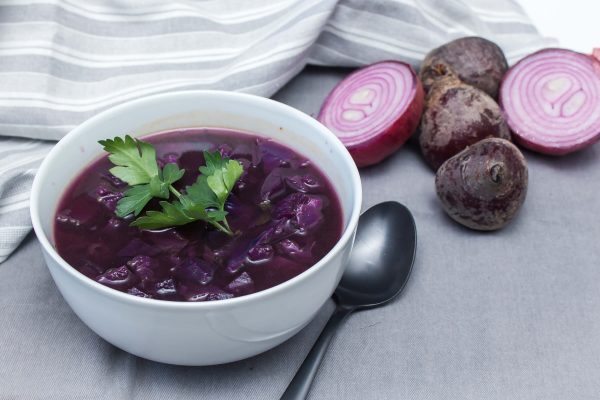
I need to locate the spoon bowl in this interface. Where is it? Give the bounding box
[336,201,417,308]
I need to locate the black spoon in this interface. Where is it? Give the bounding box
[280,201,417,400]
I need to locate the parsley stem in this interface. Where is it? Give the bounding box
[169,185,182,199]
[210,221,233,236]
[222,217,232,231]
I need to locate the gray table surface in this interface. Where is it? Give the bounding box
[2,67,600,399]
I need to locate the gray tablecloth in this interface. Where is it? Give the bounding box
[1,67,600,399]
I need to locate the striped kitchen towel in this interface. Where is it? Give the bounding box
[0,0,556,262]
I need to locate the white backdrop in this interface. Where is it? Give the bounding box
[519,0,599,52]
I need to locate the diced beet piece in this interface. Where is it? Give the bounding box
[193,291,234,302]
[247,243,274,263]
[55,212,83,229]
[257,219,296,245]
[95,185,123,212]
[275,193,324,233]
[232,143,262,165]
[260,139,297,171]
[105,217,123,230]
[96,265,135,288]
[141,229,188,254]
[173,258,214,285]
[276,239,302,255]
[127,255,157,283]
[225,272,255,296]
[179,285,234,302]
[217,144,233,158]
[206,292,234,301]
[260,168,287,201]
[55,196,104,230]
[127,287,152,298]
[225,251,248,275]
[223,230,267,275]
[224,194,260,231]
[276,239,314,260]
[160,152,180,166]
[155,278,177,296]
[295,198,323,233]
[101,173,127,188]
[285,174,321,193]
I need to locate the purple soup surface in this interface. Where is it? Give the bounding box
[53,128,343,302]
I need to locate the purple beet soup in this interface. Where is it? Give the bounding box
[54,128,343,302]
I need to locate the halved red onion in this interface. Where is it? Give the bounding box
[317,61,424,167]
[593,48,600,76]
[499,48,600,155]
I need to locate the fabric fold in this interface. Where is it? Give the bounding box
[0,0,556,263]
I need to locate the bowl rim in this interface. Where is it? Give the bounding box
[30,90,362,310]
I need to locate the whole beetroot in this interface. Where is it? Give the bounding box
[435,138,528,231]
[420,36,508,98]
[419,73,511,171]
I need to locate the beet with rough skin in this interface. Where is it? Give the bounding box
[435,138,528,231]
[419,73,511,171]
[420,36,508,98]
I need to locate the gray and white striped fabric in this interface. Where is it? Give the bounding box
[0,0,556,263]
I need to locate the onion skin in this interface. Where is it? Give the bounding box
[420,37,508,99]
[593,48,600,77]
[499,48,600,155]
[435,138,528,231]
[419,74,511,171]
[317,61,424,168]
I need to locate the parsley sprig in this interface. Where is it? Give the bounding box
[99,135,243,236]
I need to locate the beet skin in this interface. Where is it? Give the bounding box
[435,138,528,231]
[420,36,508,99]
[419,74,511,171]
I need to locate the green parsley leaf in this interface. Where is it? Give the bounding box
[207,170,227,204]
[131,201,195,229]
[100,135,243,235]
[130,154,243,234]
[203,151,244,207]
[116,185,154,217]
[132,151,243,234]
[199,151,226,176]
[99,136,185,218]
[223,159,244,192]
[99,135,159,186]
[162,163,185,185]
[131,176,232,235]
[131,150,243,235]
[183,175,219,210]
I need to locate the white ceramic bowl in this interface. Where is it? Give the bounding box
[30,91,362,366]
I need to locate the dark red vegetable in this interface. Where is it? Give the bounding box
[435,138,528,231]
[499,48,600,155]
[317,61,424,167]
[420,37,508,99]
[419,73,511,171]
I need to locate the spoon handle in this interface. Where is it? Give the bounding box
[280,306,353,400]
